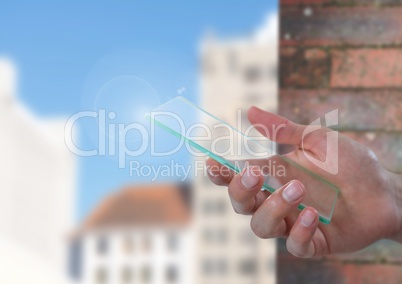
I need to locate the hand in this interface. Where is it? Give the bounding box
[206,106,402,258]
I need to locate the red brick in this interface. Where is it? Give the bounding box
[277,255,343,284]
[280,48,329,88]
[336,0,402,5]
[278,253,402,284]
[279,89,402,172]
[305,48,327,61]
[341,263,402,284]
[331,49,402,88]
[279,89,402,131]
[279,239,402,263]
[325,240,402,263]
[281,7,402,46]
[280,47,297,57]
[281,0,329,5]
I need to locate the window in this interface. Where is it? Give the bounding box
[95,267,108,284]
[228,51,238,72]
[96,236,108,255]
[203,228,227,244]
[142,235,152,252]
[244,65,261,82]
[238,258,257,276]
[121,267,133,283]
[123,236,134,254]
[267,257,275,274]
[141,266,152,283]
[239,229,257,245]
[216,258,227,275]
[166,265,178,283]
[167,233,179,252]
[203,199,226,215]
[202,258,227,276]
[202,259,214,275]
[68,239,82,280]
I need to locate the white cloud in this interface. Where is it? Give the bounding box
[254,12,278,44]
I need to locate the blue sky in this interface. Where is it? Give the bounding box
[0,0,277,220]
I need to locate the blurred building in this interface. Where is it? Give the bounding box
[194,23,278,284]
[0,58,76,283]
[71,183,193,284]
[69,13,279,284]
[200,26,278,119]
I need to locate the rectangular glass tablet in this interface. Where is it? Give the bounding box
[146,96,339,224]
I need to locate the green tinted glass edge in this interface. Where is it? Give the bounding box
[146,111,337,225]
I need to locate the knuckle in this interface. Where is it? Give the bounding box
[286,237,308,258]
[250,217,268,239]
[208,174,225,186]
[231,200,253,216]
[228,183,240,199]
[288,248,305,258]
[286,244,305,258]
[228,178,246,203]
[263,196,284,220]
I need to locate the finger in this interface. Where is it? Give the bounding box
[206,158,235,186]
[227,166,265,215]
[286,207,319,258]
[250,180,305,238]
[248,106,306,146]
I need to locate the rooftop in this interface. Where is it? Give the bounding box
[77,183,191,234]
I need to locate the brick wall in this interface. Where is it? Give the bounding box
[278,1,402,283]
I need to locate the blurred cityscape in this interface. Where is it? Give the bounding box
[3,1,402,283]
[5,1,402,283]
[0,12,278,284]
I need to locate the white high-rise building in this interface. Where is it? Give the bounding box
[193,16,278,284]
[0,58,76,283]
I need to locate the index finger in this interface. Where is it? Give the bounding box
[248,106,306,147]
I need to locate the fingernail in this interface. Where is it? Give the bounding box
[207,166,217,177]
[241,167,259,189]
[282,181,303,203]
[301,209,316,227]
[206,158,218,177]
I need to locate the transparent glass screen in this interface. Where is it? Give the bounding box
[146,97,339,224]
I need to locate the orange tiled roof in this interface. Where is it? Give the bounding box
[79,183,191,232]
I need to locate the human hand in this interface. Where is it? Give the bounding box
[206,106,402,257]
